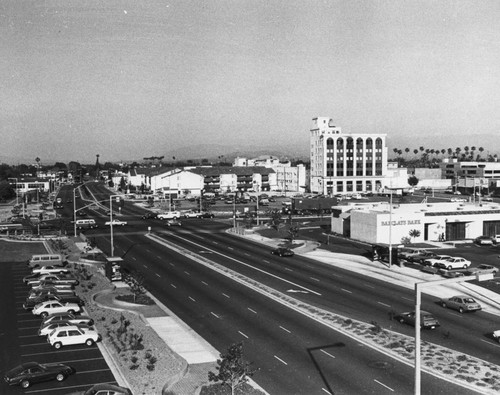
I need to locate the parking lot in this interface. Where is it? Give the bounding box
[0,243,119,394]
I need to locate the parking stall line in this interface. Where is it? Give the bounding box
[374,379,394,392]
[238,331,249,339]
[22,347,99,357]
[320,349,335,359]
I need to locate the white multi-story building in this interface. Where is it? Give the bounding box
[310,117,388,195]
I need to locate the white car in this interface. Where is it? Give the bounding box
[32,301,81,318]
[182,210,201,218]
[450,197,467,202]
[38,321,93,337]
[157,211,182,220]
[47,325,101,349]
[105,219,127,226]
[493,330,500,343]
[32,266,70,276]
[423,255,452,267]
[437,257,471,270]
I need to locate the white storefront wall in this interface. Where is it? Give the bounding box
[336,202,500,245]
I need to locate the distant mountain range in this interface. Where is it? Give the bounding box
[2,134,498,166]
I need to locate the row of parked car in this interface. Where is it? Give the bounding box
[3,255,132,394]
[399,248,499,276]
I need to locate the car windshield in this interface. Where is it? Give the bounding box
[464,298,476,303]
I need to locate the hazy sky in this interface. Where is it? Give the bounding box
[2,0,500,163]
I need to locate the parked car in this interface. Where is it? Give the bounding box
[157,211,182,220]
[41,312,94,327]
[182,210,202,218]
[450,197,467,202]
[32,301,81,318]
[271,247,294,257]
[411,250,438,264]
[474,235,494,245]
[199,212,215,218]
[439,269,465,278]
[47,325,101,349]
[439,295,482,313]
[394,311,440,329]
[466,264,499,275]
[38,320,93,337]
[27,273,79,287]
[24,293,84,310]
[493,330,500,343]
[3,361,75,389]
[437,257,471,270]
[28,287,75,299]
[105,219,127,226]
[32,265,70,276]
[141,212,158,219]
[399,248,426,261]
[65,383,132,395]
[166,219,182,226]
[31,280,75,291]
[423,255,452,267]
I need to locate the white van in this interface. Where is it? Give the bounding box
[28,254,66,269]
[75,219,98,229]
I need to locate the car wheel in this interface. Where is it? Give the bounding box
[463,264,468,269]
[55,373,65,382]
[447,266,452,271]
[441,302,447,308]
[21,380,30,389]
[459,307,464,313]
[85,338,94,346]
[173,216,178,220]
[54,342,62,349]
[399,318,405,324]
[40,312,48,318]
[68,309,75,314]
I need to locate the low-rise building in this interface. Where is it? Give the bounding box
[331,201,500,244]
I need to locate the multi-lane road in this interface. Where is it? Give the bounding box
[53,182,499,394]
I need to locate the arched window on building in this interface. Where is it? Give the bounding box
[336,138,344,176]
[366,138,373,176]
[346,137,354,176]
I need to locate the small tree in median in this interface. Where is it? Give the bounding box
[208,342,256,395]
[123,271,146,303]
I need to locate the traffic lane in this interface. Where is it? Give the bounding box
[141,230,500,367]
[5,264,118,394]
[119,241,459,395]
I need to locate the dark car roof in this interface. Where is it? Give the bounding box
[85,383,131,394]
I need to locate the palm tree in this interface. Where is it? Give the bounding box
[478,147,484,161]
[441,149,446,155]
[405,148,410,157]
[413,149,419,156]
[447,148,453,157]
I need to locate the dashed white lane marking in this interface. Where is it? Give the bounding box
[341,288,352,293]
[374,379,394,391]
[377,301,391,307]
[279,325,291,333]
[247,307,257,314]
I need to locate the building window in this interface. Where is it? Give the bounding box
[356,181,363,191]
[346,181,353,192]
[337,181,343,192]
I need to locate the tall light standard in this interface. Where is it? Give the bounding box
[109,194,121,257]
[8,178,18,206]
[73,187,77,237]
[388,188,393,268]
[413,273,494,395]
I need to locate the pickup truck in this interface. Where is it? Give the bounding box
[157,211,182,220]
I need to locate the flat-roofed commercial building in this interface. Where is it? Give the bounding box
[331,201,500,244]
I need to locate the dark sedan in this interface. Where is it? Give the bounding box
[23,293,84,310]
[4,361,75,389]
[271,247,294,257]
[141,212,158,219]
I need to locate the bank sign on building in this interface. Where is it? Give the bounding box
[332,202,500,245]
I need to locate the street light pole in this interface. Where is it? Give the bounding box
[73,188,77,237]
[109,194,121,257]
[414,273,494,395]
[388,189,393,268]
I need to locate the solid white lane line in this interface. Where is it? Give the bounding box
[238,331,249,339]
[247,307,257,314]
[279,326,291,333]
[481,339,500,348]
[374,379,394,391]
[341,288,352,293]
[377,301,391,307]
[274,355,288,365]
[320,349,335,359]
